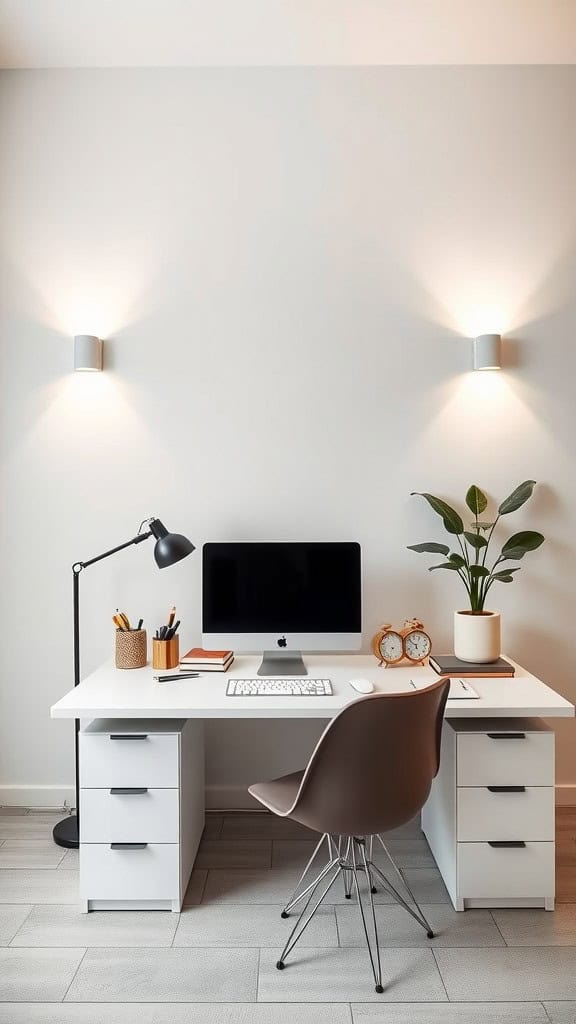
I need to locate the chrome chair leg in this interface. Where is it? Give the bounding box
[342,836,353,899]
[277,854,341,969]
[367,835,378,894]
[351,838,383,994]
[373,833,434,938]
[281,832,330,917]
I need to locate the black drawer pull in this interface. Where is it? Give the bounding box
[110,843,148,850]
[110,788,148,795]
[110,734,148,741]
[487,786,526,793]
[487,733,526,739]
[488,841,526,848]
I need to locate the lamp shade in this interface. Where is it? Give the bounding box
[74,335,103,371]
[148,518,195,568]
[473,334,501,371]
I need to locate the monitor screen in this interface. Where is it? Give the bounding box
[202,542,361,637]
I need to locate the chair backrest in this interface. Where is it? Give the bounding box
[289,677,450,837]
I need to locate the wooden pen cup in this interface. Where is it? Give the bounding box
[115,629,147,670]
[152,636,180,671]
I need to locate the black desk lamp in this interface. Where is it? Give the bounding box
[53,517,195,849]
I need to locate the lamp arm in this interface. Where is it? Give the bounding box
[73,530,152,573]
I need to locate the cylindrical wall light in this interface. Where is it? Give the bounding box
[74,335,103,371]
[473,334,501,371]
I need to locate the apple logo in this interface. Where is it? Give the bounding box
[277,636,287,648]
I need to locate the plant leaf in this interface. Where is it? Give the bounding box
[449,553,466,567]
[501,531,545,559]
[476,521,496,532]
[411,493,464,535]
[498,480,537,515]
[466,485,488,515]
[490,568,521,581]
[407,542,450,555]
[464,531,488,549]
[469,564,490,578]
[428,562,461,571]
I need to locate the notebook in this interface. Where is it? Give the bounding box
[448,678,479,699]
[430,654,514,677]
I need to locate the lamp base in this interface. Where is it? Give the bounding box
[53,814,79,849]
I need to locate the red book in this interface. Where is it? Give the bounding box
[181,647,234,665]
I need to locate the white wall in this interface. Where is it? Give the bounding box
[2,0,576,67]
[1,67,575,807]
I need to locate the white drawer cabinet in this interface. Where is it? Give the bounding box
[458,841,555,900]
[422,718,555,911]
[80,788,180,844]
[457,786,554,842]
[457,730,554,787]
[80,732,179,788]
[79,718,204,912]
[80,844,181,902]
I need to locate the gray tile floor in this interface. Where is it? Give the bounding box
[0,807,576,1022]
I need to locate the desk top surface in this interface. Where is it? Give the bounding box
[50,654,574,720]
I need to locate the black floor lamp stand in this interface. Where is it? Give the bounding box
[53,519,195,849]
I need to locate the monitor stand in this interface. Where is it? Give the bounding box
[258,650,308,676]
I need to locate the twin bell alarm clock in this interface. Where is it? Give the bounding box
[372,619,432,667]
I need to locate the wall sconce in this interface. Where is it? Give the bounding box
[74,335,103,372]
[473,334,501,371]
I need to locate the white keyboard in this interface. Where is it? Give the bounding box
[226,678,333,697]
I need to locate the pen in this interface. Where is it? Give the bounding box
[137,619,143,631]
[167,606,176,629]
[154,672,200,681]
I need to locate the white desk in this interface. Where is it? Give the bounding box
[51,654,574,720]
[51,655,574,913]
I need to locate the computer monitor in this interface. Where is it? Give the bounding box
[202,541,362,675]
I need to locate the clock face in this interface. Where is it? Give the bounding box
[404,630,431,662]
[379,632,403,663]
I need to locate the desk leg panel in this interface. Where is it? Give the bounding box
[180,719,205,909]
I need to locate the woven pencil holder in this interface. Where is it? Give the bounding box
[115,629,147,669]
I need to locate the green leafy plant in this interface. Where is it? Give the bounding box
[408,481,545,613]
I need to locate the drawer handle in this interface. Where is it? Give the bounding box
[488,841,526,848]
[110,788,148,795]
[110,734,148,741]
[487,786,526,793]
[487,733,526,739]
[110,843,148,850]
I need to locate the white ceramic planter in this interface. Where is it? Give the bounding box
[454,610,501,663]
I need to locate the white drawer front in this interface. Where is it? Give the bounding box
[457,731,553,787]
[80,789,179,844]
[80,843,180,901]
[80,733,179,788]
[458,841,554,899]
[457,787,554,842]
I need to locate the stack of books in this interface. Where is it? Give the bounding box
[429,654,515,678]
[180,647,234,673]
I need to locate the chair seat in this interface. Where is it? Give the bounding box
[248,770,304,817]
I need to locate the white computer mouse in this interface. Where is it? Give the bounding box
[348,678,374,694]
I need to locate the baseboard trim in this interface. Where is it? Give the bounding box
[4,782,575,811]
[0,786,75,809]
[555,784,576,807]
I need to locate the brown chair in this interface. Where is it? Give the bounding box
[248,677,450,993]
